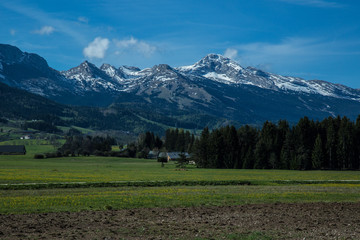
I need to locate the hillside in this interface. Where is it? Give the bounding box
[0,81,219,134]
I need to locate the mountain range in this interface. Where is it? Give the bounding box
[1,43,360,133]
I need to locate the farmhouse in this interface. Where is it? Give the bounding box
[166,152,190,161]
[20,135,32,140]
[0,145,26,155]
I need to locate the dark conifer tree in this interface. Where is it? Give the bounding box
[176,129,186,152]
[325,118,338,169]
[194,127,210,168]
[185,131,191,151]
[337,117,355,169]
[188,134,195,153]
[294,117,316,169]
[280,130,294,169]
[154,136,163,149]
[238,125,258,169]
[354,116,360,169]
[242,148,254,169]
[226,125,239,168]
[312,134,324,169]
[209,129,225,168]
[254,140,268,169]
[255,121,278,169]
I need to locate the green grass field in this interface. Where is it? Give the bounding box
[1,153,360,184]
[0,142,359,214]
[1,184,359,214]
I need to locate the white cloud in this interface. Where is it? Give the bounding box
[78,17,89,23]
[10,29,16,36]
[236,37,337,60]
[278,0,343,8]
[33,26,55,35]
[2,2,86,44]
[224,48,238,59]
[83,37,110,59]
[115,37,137,48]
[226,37,360,71]
[114,37,156,57]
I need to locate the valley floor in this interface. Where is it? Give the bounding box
[1,202,359,240]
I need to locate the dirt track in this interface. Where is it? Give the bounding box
[1,202,359,239]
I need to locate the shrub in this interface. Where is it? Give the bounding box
[34,154,45,159]
[45,152,55,158]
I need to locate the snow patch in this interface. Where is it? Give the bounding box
[203,72,235,83]
[178,65,195,71]
[155,76,174,82]
[120,66,144,78]
[227,61,243,71]
[120,67,133,75]
[104,66,116,77]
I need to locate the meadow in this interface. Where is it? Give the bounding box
[0,142,359,214]
[1,184,360,214]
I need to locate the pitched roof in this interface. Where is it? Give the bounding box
[167,152,189,159]
[0,145,26,154]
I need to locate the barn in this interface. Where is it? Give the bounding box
[0,145,26,155]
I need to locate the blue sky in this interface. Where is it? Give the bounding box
[1,0,360,87]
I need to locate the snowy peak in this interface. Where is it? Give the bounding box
[100,63,125,80]
[152,64,174,72]
[61,61,123,93]
[58,54,360,101]
[179,54,243,74]
[63,61,99,77]
[195,53,234,67]
[63,61,122,82]
[138,64,186,83]
[78,61,98,72]
[177,54,245,85]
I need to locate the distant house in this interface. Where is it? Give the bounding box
[20,135,31,140]
[166,152,190,161]
[148,150,159,159]
[0,145,26,155]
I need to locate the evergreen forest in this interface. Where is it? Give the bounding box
[192,116,360,170]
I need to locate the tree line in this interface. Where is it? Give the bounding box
[59,135,116,156]
[136,129,194,158]
[192,116,360,170]
[164,128,195,152]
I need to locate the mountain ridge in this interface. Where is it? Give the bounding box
[1,43,360,128]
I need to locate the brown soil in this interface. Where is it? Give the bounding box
[1,202,359,239]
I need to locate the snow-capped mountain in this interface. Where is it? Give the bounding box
[59,52,360,103]
[178,53,360,101]
[62,61,123,93]
[2,43,360,125]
